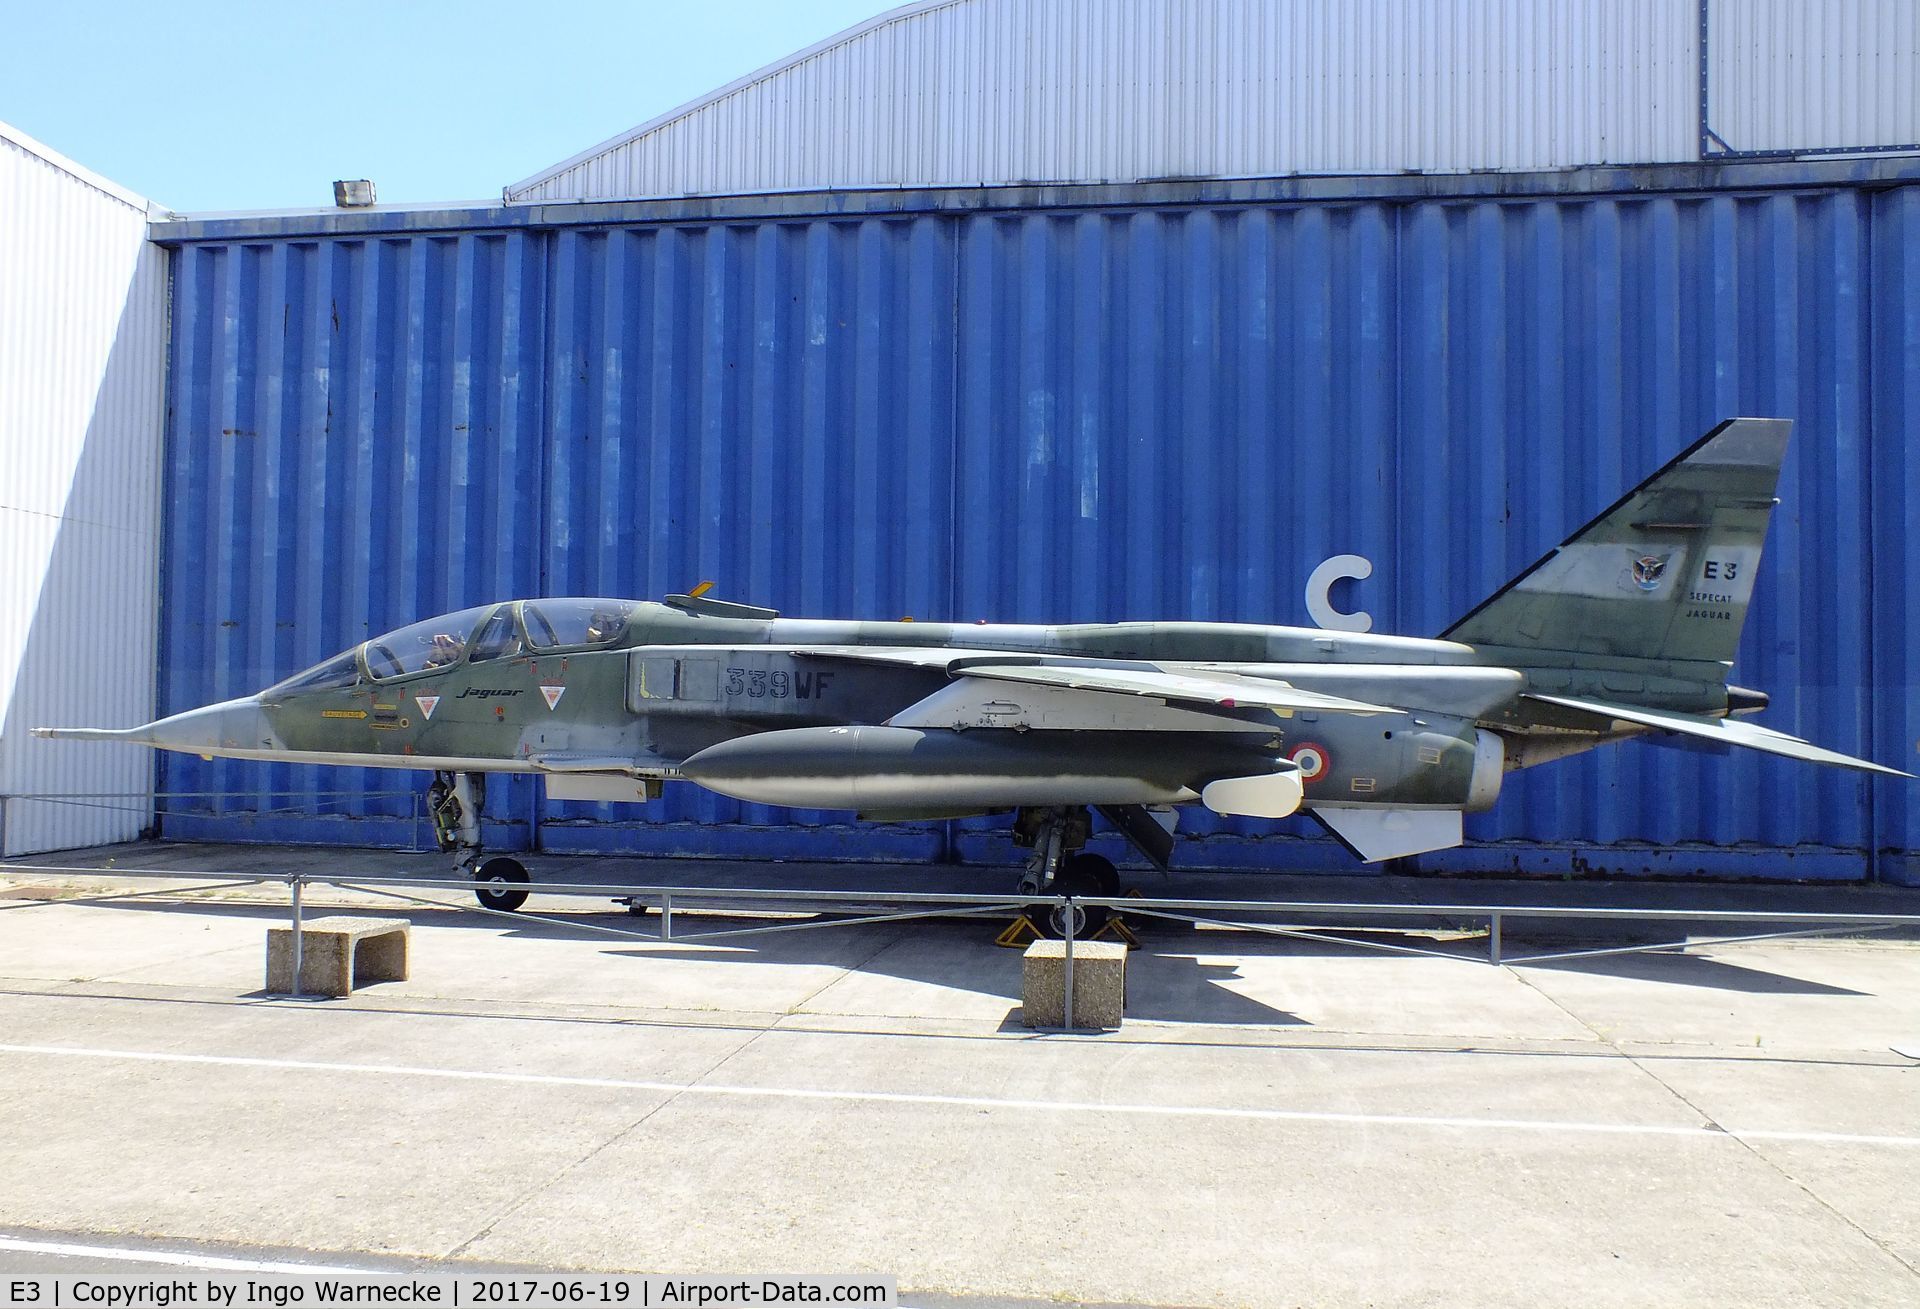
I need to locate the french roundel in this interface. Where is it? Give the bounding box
[1288,742,1331,782]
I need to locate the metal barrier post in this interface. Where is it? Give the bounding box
[1489,911,1503,966]
[1062,897,1076,1033]
[288,875,305,998]
[661,890,673,942]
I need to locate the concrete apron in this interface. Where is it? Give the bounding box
[0,885,1916,1308]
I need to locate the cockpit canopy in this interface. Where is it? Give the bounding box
[520,597,637,651]
[364,605,497,680]
[266,598,643,694]
[267,648,362,695]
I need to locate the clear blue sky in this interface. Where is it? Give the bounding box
[3,0,907,212]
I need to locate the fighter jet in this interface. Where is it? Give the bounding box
[38,418,1908,917]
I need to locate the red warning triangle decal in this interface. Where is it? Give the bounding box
[539,684,566,711]
[416,695,440,721]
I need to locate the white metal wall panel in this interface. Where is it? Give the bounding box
[0,123,166,854]
[1709,0,1920,154]
[506,0,1699,203]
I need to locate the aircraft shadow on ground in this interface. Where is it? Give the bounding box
[609,917,1316,1027]
[22,895,1869,1004]
[1516,949,1868,996]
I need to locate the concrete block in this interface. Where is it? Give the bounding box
[266,916,410,997]
[1022,939,1126,1029]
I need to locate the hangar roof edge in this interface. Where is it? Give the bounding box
[150,155,1920,245]
[2,117,159,214]
[502,0,953,204]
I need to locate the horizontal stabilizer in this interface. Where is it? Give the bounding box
[1527,695,1912,778]
[1311,807,1465,862]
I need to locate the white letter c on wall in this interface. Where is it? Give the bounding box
[1306,554,1374,633]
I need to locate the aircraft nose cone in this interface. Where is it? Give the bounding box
[36,694,286,759]
[139,696,284,756]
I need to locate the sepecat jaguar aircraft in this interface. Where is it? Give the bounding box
[39,418,1908,914]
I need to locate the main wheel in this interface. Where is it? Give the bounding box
[474,856,531,912]
[1070,852,1121,898]
[1029,853,1116,938]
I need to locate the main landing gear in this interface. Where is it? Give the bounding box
[427,771,530,912]
[1012,805,1119,938]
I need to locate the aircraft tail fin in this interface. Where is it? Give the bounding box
[1441,418,1791,671]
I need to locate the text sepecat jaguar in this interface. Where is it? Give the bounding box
[40,419,1909,918]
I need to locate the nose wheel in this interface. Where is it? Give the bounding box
[428,771,534,913]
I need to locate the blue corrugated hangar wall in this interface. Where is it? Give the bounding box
[152,159,1920,884]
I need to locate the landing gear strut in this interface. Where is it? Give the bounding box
[427,771,529,912]
[1012,806,1118,937]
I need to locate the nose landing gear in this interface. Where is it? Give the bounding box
[427,771,529,912]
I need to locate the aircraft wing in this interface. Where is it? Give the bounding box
[951,663,1402,716]
[526,752,678,776]
[794,646,1402,716]
[791,645,1024,669]
[1526,694,1913,777]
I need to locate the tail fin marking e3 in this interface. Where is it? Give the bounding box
[1441,418,1791,669]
